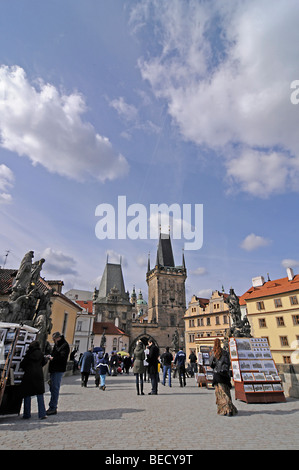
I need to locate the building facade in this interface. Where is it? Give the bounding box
[184,290,230,357]
[240,268,299,364]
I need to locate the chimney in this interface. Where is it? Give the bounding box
[252,276,265,287]
[286,267,294,281]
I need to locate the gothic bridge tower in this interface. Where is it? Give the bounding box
[146,233,187,351]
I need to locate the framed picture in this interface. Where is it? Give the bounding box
[25,333,36,343]
[273,384,283,391]
[17,330,27,344]
[239,360,251,370]
[0,328,7,345]
[5,330,15,342]
[231,361,241,381]
[262,350,272,359]
[265,374,274,381]
[244,384,254,392]
[263,360,276,370]
[13,345,24,360]
[253,372,265,381]
[250,360,264,370]
[229,344,238,359]
[254,384,264,392]
[236,338,252,350]
[263,384,273,392]
[242,372,254,381]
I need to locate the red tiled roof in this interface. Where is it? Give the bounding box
[93,321,125,336]
[241,275,299,302]
[76,300,93,313]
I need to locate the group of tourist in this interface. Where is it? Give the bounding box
[19,334,237,420]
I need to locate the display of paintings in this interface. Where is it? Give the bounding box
[273,384,283,391]
[229,336,285,400]
[242,372,255,381]
[263,384,273,392]
[235,338,252,350]
[231,361,241,381]
[0,324,37,385]
[250,360,264,370]
[229,344,238,359]
[253,372,266,381]
[239,360,251,370]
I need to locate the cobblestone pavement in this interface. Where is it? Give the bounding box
[0,372,299,451]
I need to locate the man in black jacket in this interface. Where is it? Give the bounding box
[147,340,159,395]
[46,332,70,415]
[161,347,173,387]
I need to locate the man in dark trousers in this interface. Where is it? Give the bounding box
[161,347,173,387]
[147,339,159,395]
[174,347,187,387]
[46,332,70,415]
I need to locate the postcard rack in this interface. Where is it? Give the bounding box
[229,337,286,403]
[0,322,38,414]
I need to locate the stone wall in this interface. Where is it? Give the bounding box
[277,363,299,398]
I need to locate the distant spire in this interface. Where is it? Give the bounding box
[182,248,186,270]
[147,252,151,272]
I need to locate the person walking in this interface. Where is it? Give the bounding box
[174,347,186,387]
[189,351,197,377]
[20,340,47,420]
[147,339,159,395]
[110,352,119,376]
[209,338,238,416]
[96,353,110,390]
[143,345,150,382]
[133,340,145,395]
[79,348,94,387]
[46,331,70,416]
[161,347,173,387]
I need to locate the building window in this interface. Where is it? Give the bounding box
[223,315,228,324]
[292,315,299,325]
[280,336,289,347]
[276,316,285,327]
[259,318,267,328]
[200,318,204,326]
[256,301,265,310]
[283,356,291,364]
[274,298,282,308]
[76,321,82,331]
[206,318,211,326]
[215,316,220,325]
[290,295,298,305]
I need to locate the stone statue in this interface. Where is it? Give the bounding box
[224,287,251,347]
[172,328,179,352]
[9,251,34,300]
[1,251,53,353]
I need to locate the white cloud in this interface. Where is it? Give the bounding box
[0,65,129,183]
[0,164,14,203]
[109,96,138,122]
[131,0,299,197]
[38,247,78,276]
[281,259,299,269]
[240,233,271,251]
[190,267,207,276]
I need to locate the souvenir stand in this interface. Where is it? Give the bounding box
[0,322,38,415]
[197,348,214,388]
[229,337,286,403]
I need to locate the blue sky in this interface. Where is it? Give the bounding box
[1,0,299,302]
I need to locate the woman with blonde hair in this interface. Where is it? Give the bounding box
[209,338,238,416]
